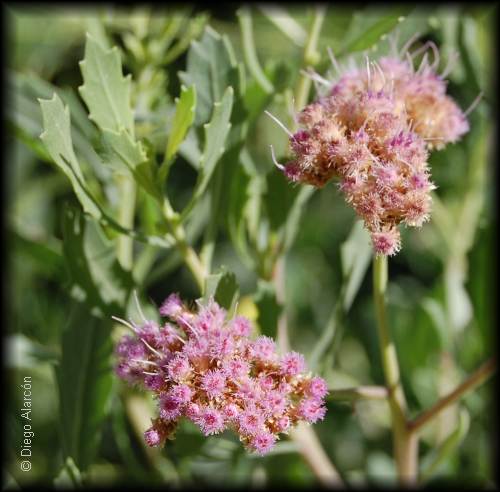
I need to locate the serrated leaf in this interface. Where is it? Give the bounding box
[181,86,234,221]
[39,93,102,219]
[62,207,133,318]
[56,302,114,472]
[160,85,196,184]
[79,33,134,134]
[204,267,239,312]
[179,26,241,125]
[253,280,282,338]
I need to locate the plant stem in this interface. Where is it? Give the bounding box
[162,198,206,292]
[116,174,137,271]
[408,356,496,434]
[293,5,327,113]
[373,254,417,484]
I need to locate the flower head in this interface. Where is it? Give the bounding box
[270,36,471,255]
[115,296,328,455]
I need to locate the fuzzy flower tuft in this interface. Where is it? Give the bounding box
[114,296,329,455]
[270,37,471,255]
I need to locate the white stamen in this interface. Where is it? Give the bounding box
[327,46,342,75]
[400,32,421,57]
[142,371,159,376]
[366,56,372,89]
[181,317,201,339]
[134,290,147,323]
[171,332,186,344]
[270,145,285,171]
[132,359,158,366]
[300,68,330,87]
[410,41,430,60]
[111,316,136,333]
[405,51,414,71]
[464,91,483,117]
[427,41,440,71]
[264,110,294,138]
[417,53,429,75]
[140,338,163,357]
[372,60,386,88]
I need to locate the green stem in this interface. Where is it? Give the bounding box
[162,198,206,293]
[373,254,417,484]
[293,5,327,114]
[408,356,496,434]
[237,6,274,94]
[116,174,137,271]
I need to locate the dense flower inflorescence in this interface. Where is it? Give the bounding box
[115,294,328,455]
[274,40,470,256]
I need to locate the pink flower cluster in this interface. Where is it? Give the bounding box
[115,294,328,455]
[275,41,470,255]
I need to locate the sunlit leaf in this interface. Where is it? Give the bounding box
[39,93,102,219]
[79,33,134,135]
[179,26,241,125]
[167,85,196,163]
[181,86,234,221]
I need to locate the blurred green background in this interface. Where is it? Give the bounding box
[4,3,496,488]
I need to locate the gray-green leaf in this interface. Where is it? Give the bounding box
[62,207,133,318]
[179,26,241,125]
[181,86,234,221]
[79,33,134,135]
[39,93,102,219]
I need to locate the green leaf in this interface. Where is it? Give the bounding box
[11,229,64,279]
[340,220,372,311]
[308,221,372,371]
[179,26,241,125]
[79,33,134,134]
[62,207,133,318]
[225,150,256,269]
[204,267,239,312]
[101,129,162,202]
[420,408,470,483]
[339,6,413,55]
[181,86,234,221]
[56,302,114,472]
[282,185,315,252]
[160,85,196,183]
[39,93,102,219]
[253,280,282,338]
